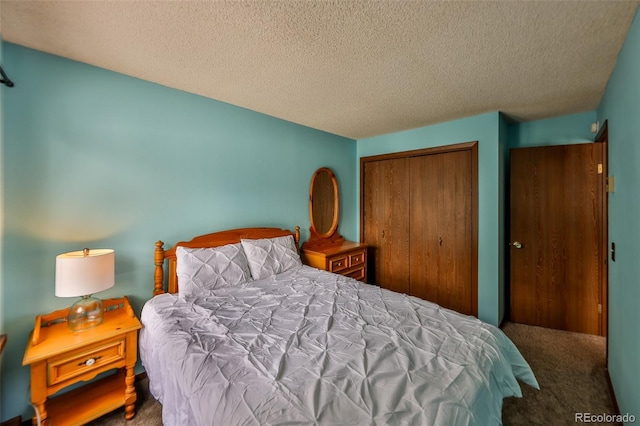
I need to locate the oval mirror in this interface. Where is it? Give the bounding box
[310,167,339,237]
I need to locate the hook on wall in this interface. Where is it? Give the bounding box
[0,66,15,87]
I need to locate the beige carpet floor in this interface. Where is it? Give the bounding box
[89,322,616,425]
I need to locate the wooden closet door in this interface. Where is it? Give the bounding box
[361,158,410,294]
[361,142,478,316]
[409,151,473,315]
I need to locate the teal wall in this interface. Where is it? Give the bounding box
[0,43,356,421]
[508,111,597,148]
[0,33,5,419]
[357,112,503,326]
[597,8,640,419]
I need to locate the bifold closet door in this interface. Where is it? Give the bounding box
[361,157,410,294]
[409,151,474,315]
[361,142,478,316]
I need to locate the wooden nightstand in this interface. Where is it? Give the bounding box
[302,241,368,282]
[22,297,142,426]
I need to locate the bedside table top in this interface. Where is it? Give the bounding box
[23,297,141,365]
[301,240,367,256]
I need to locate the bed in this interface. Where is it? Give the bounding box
[140,226,538,425]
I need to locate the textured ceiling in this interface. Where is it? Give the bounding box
[1,1,638,139]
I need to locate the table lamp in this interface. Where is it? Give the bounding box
[55,248,115,331]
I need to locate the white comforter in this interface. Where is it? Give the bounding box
[140,265,538,426]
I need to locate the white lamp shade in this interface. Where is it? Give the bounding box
[55,249,115,297]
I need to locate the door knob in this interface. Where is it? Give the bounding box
[510,241,523,249]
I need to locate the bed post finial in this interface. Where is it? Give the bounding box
[294,226,301,249]
[154,241,166,296]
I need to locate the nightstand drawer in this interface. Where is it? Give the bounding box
[48,338,125,386]
[349,250,366,267]
[329,255,349,272]
[345,267,365,281]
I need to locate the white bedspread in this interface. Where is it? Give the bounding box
[140,265,538,426]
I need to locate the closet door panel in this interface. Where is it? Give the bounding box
[362,158,410,294]
[408,154,440,301]
[438,150,473,315]
[409,150,473,315]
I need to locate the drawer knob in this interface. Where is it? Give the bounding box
[78,356,102,367]
[336,262,342,267]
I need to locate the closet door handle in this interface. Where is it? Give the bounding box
[510,241,523,249]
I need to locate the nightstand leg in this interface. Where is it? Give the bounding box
[30,363,48,425]
[31,400,47,426]
[124,365,136,420]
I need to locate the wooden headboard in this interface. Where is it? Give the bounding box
[153,226,300,296]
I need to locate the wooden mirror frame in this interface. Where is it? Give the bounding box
[304,167,344,249]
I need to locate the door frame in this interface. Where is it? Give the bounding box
[595,121,609,343]
[359,141,478,316]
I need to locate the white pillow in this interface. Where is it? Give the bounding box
[176,243,252,299]
[240,235,302,280]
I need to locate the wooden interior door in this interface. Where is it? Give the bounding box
[409,151,474,315]
[510,143,604,335]
[361,157,410,294]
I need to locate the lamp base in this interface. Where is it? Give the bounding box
[68,295,104,331]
